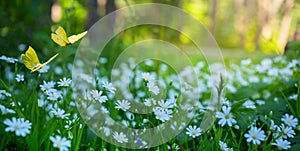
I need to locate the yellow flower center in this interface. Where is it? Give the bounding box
[14,125,19,130]
[57,141,62,148]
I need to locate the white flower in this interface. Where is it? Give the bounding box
[288,94,298,100]
[248,75,259,83]
[142,72,155,82]
[115,100,131,111]
[3,117,32,137]
[54,66,63,75]
[272,138,291,150]
[216,106,237,127]
[0,55,18,63]
[244,126,266,145]
[90,90,108,103]
[160,64,168,72]
[100,126,111,137]
[102,81,116,94]
[186,125,202,138]
[153,107,172,122]
[226,84,237,93]
[15,74,24,82]
[256,100,265,106]
[274,124,295,139]
[270,120,278,130]
[38,65,50,73]
[113,132,128,143]
[99,57,108,64]
[50,108,70,119]
[268,68,279,76]
[57,78,72,87]
[80,73,93,84]
[50,135,71,151]
[46,89,62,101]
[171,143,180,151]
[134,138,148,148]
[261,58,272,67]
[0,90,12,100]
[243,100,256,109]
[144,60,154,66]
[219,141,233,151]
[144,98,156,107]
[281,113,298,128]
[0,104,15,114]
[37,98,48,107]
[158,99,176,109]
[241,59,252,66]
[40,81,56,92]
[147,82,160,95]
[18,44,26,51]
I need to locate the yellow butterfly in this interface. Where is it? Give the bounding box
[21,46,59,72]
[51,26,87,46]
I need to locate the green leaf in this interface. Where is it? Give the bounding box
[231,98,248,111]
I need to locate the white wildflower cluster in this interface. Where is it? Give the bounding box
[0,52,299,150]
[0,55,19,63]
[39,77,72,102]
[35,78,73,121]
[269,114,298,150]
[243,113,298,150]
[0,90,12,100]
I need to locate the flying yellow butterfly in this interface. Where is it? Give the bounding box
[21,46,59,72]
[51,26,87,46]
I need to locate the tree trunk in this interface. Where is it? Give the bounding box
[234,0,245,47]
[105,0,116,14]
[105,0,116,34]
[278,0,294,54]
[87,0,99,28]
[255,0,269,50]
[210,0,218,36]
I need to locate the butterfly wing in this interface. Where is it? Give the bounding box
[21,46,40,71]
[51,33,67,46]
[31,53,59,72]
[21,54,34,71]
[68,31,87,44]
[51,26,70,46]
[43,53,59,65]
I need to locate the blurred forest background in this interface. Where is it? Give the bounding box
[0,0,300,58]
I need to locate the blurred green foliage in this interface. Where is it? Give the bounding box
[0,0,299,59]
